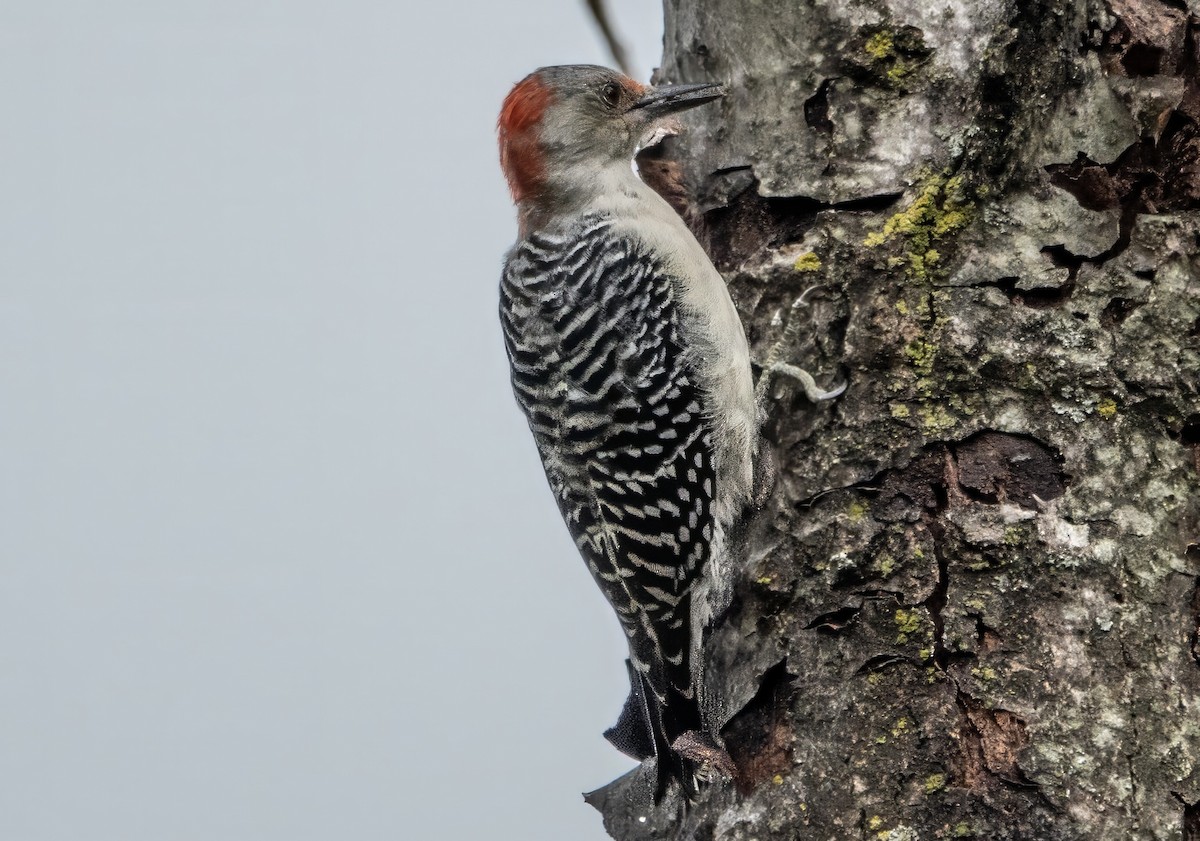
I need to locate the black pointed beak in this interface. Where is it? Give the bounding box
[629,81,725,117]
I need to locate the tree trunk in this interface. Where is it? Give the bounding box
[588,0,1200,838]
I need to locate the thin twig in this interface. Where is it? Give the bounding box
[584,0,633,76]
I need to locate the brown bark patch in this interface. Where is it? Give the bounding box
[1045,155,1123,211]
[1045,129,1200,216]
[1099,0,1189,77]
[872,432,1067,519]
[1053,6,1200,218]
[955,693,1032,790]
[701,185,824,271]
[693,175,900,271]
[636,137,692,220]
[721,661,797,794]
[954,432,1067,508]
[874,448,950,518]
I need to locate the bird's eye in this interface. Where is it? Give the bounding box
[601,82,622,108]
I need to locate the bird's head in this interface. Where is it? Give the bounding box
[497,64,724,210]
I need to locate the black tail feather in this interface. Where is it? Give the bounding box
[604,660,703,802]
[603,660,655,760]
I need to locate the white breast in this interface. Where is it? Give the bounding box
[592,169,759,529]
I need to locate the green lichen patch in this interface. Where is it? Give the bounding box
[877,553,897,576]
[895,609,922,634]
[971,665,998,682]
[864,172,975,281]
[855,24,933,91]
[847,499,870,522]
[865,31,894,60]
[904,337,938,375]
[918,402,957,434]
[794,251,822,272]
[894,608,925,643]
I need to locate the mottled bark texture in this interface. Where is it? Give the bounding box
[589,0,1200,838]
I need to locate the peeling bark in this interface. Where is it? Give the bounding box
[595,0,1200,838]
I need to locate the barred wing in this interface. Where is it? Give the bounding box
[498,215,714,706]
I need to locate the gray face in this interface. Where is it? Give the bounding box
[534,65,650,169]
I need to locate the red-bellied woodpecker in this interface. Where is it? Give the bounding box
[496,65,841,799]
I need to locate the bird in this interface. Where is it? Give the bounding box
[496,64,759,799]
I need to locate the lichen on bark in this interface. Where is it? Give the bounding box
[592,0,1200,838]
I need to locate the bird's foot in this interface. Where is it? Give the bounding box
[671,730,736,783]
[756,284,846,405]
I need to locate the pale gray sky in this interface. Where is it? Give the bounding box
[0,3,664,839]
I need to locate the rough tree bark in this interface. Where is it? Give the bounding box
[587,0,1200,838]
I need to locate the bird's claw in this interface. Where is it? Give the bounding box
[757,287,846,405]
[671,730,736,782]
[764,361,847,402]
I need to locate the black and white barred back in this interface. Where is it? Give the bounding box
[499,212,714,734]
